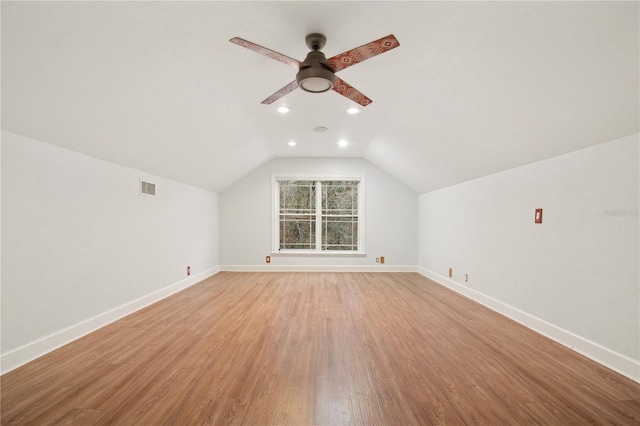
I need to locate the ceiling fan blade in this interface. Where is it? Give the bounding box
[326,34,400,73]
[230,37,302,69]
[261,80,299,105]
[332,77,373,107]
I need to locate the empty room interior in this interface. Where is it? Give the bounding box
[1,1,639,424]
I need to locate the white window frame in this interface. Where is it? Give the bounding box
[271,174,365,256]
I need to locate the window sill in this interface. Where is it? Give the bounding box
[272,251,367,258]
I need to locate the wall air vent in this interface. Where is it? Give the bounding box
[140,180,156,197]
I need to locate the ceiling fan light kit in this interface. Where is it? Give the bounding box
[230,33,399,107]
[296,62,336,93]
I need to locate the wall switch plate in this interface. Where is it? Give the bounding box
[535,208,543,224]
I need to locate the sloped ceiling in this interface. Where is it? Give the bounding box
[2,1,638,193]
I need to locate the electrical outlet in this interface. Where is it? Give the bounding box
[376,257,380,263]
[465,274,468,282]
[449,268,453,278]
[187,266,191,276]
[380,256,385,264]
[266,256,271,264]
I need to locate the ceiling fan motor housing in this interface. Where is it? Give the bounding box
[296,50,336,93]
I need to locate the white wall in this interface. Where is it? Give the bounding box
[419,133,639,380]
[219,157,417,269]
[1,131,219,372]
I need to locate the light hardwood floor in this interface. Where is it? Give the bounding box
[1,272,639,425]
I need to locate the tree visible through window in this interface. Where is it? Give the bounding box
[276,178,362,252]
[279,180,316,250]
[321,181,358,251]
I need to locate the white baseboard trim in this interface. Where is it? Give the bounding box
[418,267,640,383]
[220,264,418,273]
[5,265,636,384]
[1,266,220,375]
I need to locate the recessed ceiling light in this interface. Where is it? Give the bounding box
[347,107,359,114]
[288,141,297,146]
[338,140,348,147]
[277,106,290,114]
[313,126,328,133]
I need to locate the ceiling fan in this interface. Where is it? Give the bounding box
[229,33,399,107]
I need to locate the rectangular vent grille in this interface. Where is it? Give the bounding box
[140,180,156,197]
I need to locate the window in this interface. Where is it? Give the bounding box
[273,176,364,254]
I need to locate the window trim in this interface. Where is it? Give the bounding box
[271,173,365,256]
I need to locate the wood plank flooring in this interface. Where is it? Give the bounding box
[2,272,639,425]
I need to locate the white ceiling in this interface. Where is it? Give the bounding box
[2,1,638,193]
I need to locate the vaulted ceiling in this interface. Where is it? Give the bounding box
[2,1,638,193]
